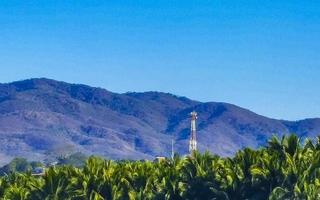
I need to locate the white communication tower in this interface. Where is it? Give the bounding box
[189,111,198,154]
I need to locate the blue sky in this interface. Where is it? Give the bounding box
[0,0,319,120]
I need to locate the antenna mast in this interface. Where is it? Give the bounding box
[189,111,198,154]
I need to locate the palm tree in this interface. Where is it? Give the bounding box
[28,166,76,200]
[153,154,184,200]
[178,151,228,200]
[1,134,320,200]
[3,184,30,200]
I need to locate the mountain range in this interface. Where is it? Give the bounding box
[0,78,319,165]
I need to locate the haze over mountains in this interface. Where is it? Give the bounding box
[0,78,319,165]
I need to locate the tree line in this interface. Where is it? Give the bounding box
[0,134,320,199]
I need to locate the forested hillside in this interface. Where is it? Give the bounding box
[0,78,320,164]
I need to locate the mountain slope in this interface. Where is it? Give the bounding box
[0,78,319,164]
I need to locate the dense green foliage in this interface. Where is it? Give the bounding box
[1,134,320,200]
[56,152,88,167]
[0,153,87,176]
[0,158,42,176]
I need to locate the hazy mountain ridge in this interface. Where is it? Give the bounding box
[0,78,319,165]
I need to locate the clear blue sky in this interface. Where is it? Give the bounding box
[0,0,319,120]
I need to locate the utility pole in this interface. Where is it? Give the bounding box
[171,138,174,160]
